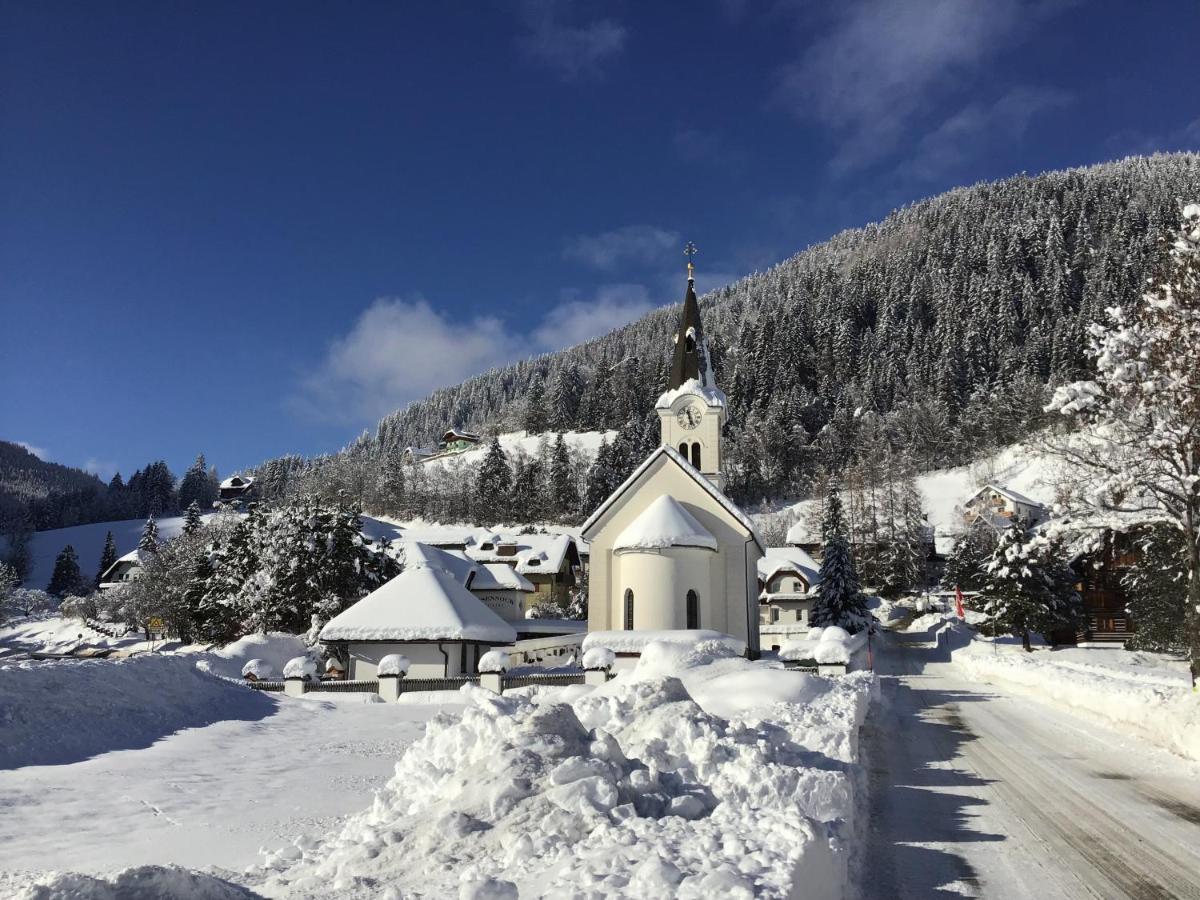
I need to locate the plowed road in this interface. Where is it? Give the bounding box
[861,630,1200,899]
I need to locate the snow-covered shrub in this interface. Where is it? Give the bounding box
[59,593,97,621]
[478,649,510,674]
[377,653,410,677]
[582,646,615,671]
[324,656,346,674]
[283,656,318,680]
[818,626,850,646]
[241,659,270,680]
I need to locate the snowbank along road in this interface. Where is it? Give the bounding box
[862,628,1200,899]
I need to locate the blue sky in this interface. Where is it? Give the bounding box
[3,0,1198,483]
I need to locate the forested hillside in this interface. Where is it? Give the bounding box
[252,154,1200,513]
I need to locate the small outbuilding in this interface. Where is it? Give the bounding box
[319,563,518,679]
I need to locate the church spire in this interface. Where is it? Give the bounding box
[668,242,710,390]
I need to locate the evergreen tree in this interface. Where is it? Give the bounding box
[182,500,203,536]
[375,445,406,515]
[810,483,870,633]
[943,525,996,593]
[473,437,512,525]
[508,457,545,524]
[979,525,1078,651]
[185,549,229,643]
[96,530,118,585]
[138,516,160,554]
[523,374,549,435]
[581,439,620,517]
[549,434,578,521]
[178,453,218,511]
[547,363,583,432]
[1123,524,1189,653]
[47,544,86,597]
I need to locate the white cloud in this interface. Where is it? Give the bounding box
[294,287,664,425]
[84,458,118,481]
[15,441,47,460]
[777,0,1073,173]
[516,0,627,81]
[901,86,1072,181]
[564,225,681,270]
[532,284,657,349]
[290,298,518,425]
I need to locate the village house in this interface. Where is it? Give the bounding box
[757,546,822,651]
[217,475,256,506]
[582,260,763,664]
[97,549,147,590]
[440,428,482,454]
[319,556,517,679]
[962,483,1048,530]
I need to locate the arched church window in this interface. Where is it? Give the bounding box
[624,589,635,630]
[686,590,699,629]
[691,442,701,469]
[679,442,688,457]
[685,334,696,353]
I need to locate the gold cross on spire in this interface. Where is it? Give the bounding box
[684,241,697,281]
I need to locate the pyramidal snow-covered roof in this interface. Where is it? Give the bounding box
[613,494,719,552]
[319,565,517,644]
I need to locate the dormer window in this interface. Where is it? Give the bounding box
[480,542,494,551]
[525,558,540,567]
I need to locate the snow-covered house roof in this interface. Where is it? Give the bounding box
[219,475,254,490]
[441,429,481,443]
[98,548,151,584]
[966,483,1046,510]
[466,532,578,575]
[319,565,517,644]
[394,542,536,593]
[613,495,719,552]
[474,563,536,592]
[758,547,820,586]
[581,445,764,551]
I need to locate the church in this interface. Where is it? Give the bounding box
[581,255,764,660]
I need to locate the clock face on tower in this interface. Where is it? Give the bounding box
[676,403,703,430]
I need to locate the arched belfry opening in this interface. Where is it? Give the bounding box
[686,590,700,629]
[624,589,635,630]
[691,443,702,469]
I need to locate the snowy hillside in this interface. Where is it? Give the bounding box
[779,437,1061,545]
[22,515,195,590]
[420,429,614,471]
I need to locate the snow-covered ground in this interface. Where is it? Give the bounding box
[0,654,442,891]
[418,429,613,473]
[2,639,876,899]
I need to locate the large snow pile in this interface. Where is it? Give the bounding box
[253,640,874,899]
[196,632,309,682]
[8,865,257,899]
[0,655,274,769]
[953,641,1200,761]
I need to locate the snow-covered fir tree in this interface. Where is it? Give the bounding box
[1047,202,1200,684]
[473,436,513,525]
[943,525,997,593]
[979,524,1078,652]
[178,453,218,511]
[182,500,203,536]
[523,373,548,435]
[549,434,578,522]
[138,516,159,554]
[811,483,870,633]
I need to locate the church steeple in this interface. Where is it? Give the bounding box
[656,242,727,490]
[668,242,712,390]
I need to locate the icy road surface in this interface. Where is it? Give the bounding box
[862,630,1200,899]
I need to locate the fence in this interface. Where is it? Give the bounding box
[304,679,380,693]
[248,680,285,692]
[503,672,586,690]
[400,675,479,692]
[781,660,820,674]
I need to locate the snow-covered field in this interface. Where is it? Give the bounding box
[2,639,876,899]
[0,655,442,893]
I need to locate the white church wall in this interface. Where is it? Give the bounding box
[615,546,713,630]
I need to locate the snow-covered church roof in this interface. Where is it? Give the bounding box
[319,565,518,644]
[655,377,727,411]
[613,494,719,552]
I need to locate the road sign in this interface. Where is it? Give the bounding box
[148,617,164,631]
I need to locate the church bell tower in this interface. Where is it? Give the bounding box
[656,243,727,490]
